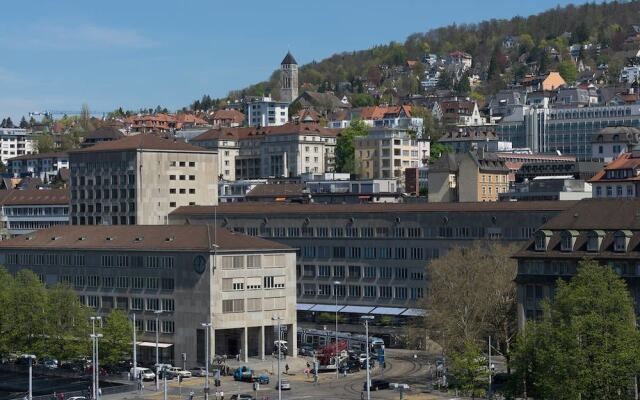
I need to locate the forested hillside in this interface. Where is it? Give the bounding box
[189,1,640,110]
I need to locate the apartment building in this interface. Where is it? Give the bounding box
[81,126,124,148]
[7,152,69,181]
[428,151,510,202]
[169,201,574,340]
[0,128,37,163]
[329,105,424,136]
[589,146,640,198]
[439,126,512,153]
[0,189,69,238]
[69,134,218,226]
[190,128,240,181]
[0,225,296,366]
[514,198,640,330]
[246,96,289,127]
[354,128,424,185]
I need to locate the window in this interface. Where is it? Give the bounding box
[395,287,408,299]
[348,247,361,259]
[303,265,315,277]
[161,298,175,312]
[364,286,376,297]
[103,276,114,288]
[379,287,392,298]
[246,277,262,290]
[131,298,144,310]
[348,265,361,278]
[146,298,160,311]
[348,285,361,297]
[87,296,99,308]
[87,275,100,287]
[161,278,175,290]
[587,232,601,252]
[318,284,331,296]
[247,255,261,269]
[247,298,262,312]
[117,276,129,289]
[411,287,424,299]
[614,232,629,252]
[333,265,345,278]
[364,266,376,278]
[222,256,244,269]
[395,268,408,279]
[560,232,574,252]
[379,267,392,279]
[161,320,175,333]
[146,319,157,332]
[318,265,331,277]
[534,232,548,251]
[132,277,144,289]
[333,247,345,258]
[146,277,159,290]
[222,299,244,313]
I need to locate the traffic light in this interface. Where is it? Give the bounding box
[215,379,221,387]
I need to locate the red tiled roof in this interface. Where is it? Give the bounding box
[192,122,339,143]
[589,152,640,182]
[212,109,245,124]
[1,189,69,206]
[7,152,68,162]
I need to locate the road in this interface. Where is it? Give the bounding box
[107,350,463,400]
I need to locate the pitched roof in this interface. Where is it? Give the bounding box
[192,122,339,143]
[589,152,640,182]
[211,109,245,123]
[70,133,210,153]
[281,51,297,65]
[171,200,576,217]
[591,126,640,144]
[534,198,640,231]
[439,127,497,142]
[0,225,291,252]
[0,188,69,206]
[7,152,69,162]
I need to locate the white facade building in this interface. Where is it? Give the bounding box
[7,152,69,181]
[0,128,37,163]
[246,97,289,127]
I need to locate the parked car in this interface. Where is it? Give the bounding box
[230,395,255,400]
[43,359,59,369]
[131,367,155,381]
[157,369,176,380]
[298,345,315,356]
[340,360,360,373]
[190,366,211,377]
[167,367,191,378]
[275,378,291,390]
[365,379,390,391]
[253,374,269,384]
[67,397,87,400]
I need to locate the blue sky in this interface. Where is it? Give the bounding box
[0,0,594,120]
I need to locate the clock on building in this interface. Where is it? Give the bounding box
[193,255,207,274]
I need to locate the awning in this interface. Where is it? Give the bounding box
[339,306,375,314]
[309,304,343,312]
[296,303,315,311]
[401,308,426,317]
[370,307,406,316]
[137,341,173,349]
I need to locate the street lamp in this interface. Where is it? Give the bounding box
[90,316,102,400]
[361,315,375,400]
[131,313,137,382]
[90,333,103,400]
[272,315,283,400]
[201,322,212,400]
[333,280,342,380]
[154,309,163,391]
[25,354,35,400]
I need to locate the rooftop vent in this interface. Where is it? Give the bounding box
[51,236,60,241]
[106,237,114,241]
[25,236,33,241]
[78,236,87,241]
[165,236,175,242]
[134,236,144,242]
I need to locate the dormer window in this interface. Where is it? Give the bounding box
[560,230,578,252]
[614,230,632,252]
[534,230,552,251]
[587,230,605,252]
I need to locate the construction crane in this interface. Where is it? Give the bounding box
[29,110,106,119]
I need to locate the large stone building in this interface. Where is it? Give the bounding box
[169,201,574,341]
[428,151,510,202]
[0,225,297,366]
[280,52,299,104]
[246,97,289,127]
[69,134,218,225]
[589,146,640,198]
[514,198,640,330]
[190,128,240,181]
[0,189,69,238]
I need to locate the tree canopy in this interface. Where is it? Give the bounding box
[511,260,640,399]
[335,119,368,174]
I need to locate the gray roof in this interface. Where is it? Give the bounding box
[281,51,297,65]
[592,126,640,144]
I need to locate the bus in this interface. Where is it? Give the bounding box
[297,328,385,355]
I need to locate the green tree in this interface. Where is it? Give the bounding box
[8,270,49,355]
[19,116,28,129]
[511,261,640,399]
[101,310,132,366]
[46,284,90,360]
[0,267,14,358]
[335,119,368,174]
[350,93,375,107]
[429,143,453,161]
[454,72,471,95]
[449,340,489,399]
[37,134,55,153]
[558,60,578,83]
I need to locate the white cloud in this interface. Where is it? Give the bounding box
[4,23,159,49]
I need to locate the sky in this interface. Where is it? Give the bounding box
[0,0,597,121]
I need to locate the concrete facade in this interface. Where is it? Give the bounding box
[0,225,297,367]
[69,134,218,225]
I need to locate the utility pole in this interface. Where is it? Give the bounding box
[361,316,374,400]
[333,280,341,380]
[132,314,137,381]
[27,355,35,400]
[202,322,212,400]
[488,336,492,400]
[154,309,163,391]
[90,316,102,400]
[272,315,283,400]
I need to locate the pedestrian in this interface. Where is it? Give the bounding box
[236,352,240,362]
[361,391,365,400]
[220,390,224,400]
[285,364,289,375]
[189,391,194,400]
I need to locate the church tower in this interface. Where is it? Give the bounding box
[280,51,298,103]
